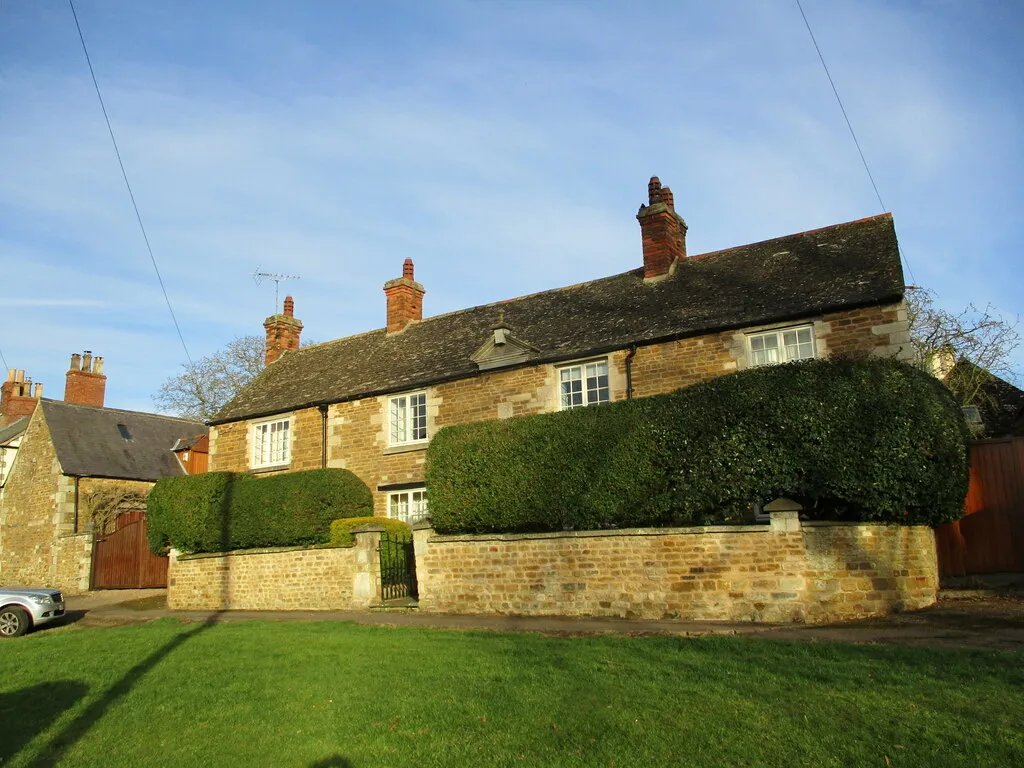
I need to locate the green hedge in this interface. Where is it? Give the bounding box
[425,357,970,534]
[148,468,373,554]
[329,517,412,547]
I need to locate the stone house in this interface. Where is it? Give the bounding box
[208,176,913,524]
[0,353,206,593]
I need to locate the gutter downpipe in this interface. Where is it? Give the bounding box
[318,404,329,469]
[625,345,637,400]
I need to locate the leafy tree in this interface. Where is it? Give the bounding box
[153,336,276,421]
[906,286,1020,407]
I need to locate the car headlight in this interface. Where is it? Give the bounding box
[28,595,54,605]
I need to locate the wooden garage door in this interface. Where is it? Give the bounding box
[92,510,168,589]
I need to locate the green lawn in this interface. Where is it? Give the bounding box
[1,619,1021,767]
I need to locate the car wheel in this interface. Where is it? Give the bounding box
[0,606,31,638]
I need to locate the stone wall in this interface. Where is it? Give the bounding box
[210,301,911,520]
[167,531,383,611]
[412,512,938,623]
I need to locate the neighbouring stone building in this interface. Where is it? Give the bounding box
[0,354,206,593]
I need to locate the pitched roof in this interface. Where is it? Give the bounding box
[953,361,1024,438]
[40,400,207,481]
[212,213,904,424]
[0,417,29,445]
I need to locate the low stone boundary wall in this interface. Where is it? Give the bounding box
[413,511,938,623]
[167,526,385,611]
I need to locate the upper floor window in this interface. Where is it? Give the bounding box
[252,417,291,468]
[390,391,427,445]
[388,487,429,525]
[559,359,610,409]
[748,326,816,367]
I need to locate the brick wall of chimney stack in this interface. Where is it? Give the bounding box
[64,350,106,407]
[265,295,304,365]
[384,259,426,333]
[637,176,687,280]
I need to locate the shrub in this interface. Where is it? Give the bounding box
[147,468,372,554]
[425,357,970,534]
[329,517,412,547]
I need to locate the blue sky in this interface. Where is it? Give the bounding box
[1,0,1022,413]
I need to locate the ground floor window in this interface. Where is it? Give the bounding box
[387,487,429,525]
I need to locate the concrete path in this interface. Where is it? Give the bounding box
[57,587,1024,650]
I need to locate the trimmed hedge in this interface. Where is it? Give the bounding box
[330,516,412,547]
[148,468,373,554]
[425,357,971,534]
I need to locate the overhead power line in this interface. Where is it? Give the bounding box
[795,0,916,286]
[68,0,193,363]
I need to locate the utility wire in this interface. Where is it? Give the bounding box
[795,0,916,286]
[68,0,193,363]
[0,348,8,372]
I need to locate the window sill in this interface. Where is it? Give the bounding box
[383,441,428,456]
[249,463,291,475]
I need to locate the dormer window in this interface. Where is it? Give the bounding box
[116,423,132,442]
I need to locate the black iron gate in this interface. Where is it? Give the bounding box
[379,531,418,601]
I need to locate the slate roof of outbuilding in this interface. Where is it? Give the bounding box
[211,213,904,424]
[40,400,207,481]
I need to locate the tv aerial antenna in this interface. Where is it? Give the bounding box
[252,267,301,313]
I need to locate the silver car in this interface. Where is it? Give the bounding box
[0,587,66,637]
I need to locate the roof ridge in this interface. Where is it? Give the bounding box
[40,399,205,425]
[693,213,893,261]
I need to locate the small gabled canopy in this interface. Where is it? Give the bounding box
[40,400,207,482]
[0,417,29,446]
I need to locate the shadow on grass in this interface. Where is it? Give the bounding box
[309,757,356,767]
[23,472,239,767]
[0,682,89,763]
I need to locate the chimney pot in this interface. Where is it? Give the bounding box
[94,357,104,375]
[15,369,24,383]
[283,295,295,318]
[70,354,82,371]
[82,351,93,372]
[33,383,42,399]
[6,369,13,383]
[403,258,415,279]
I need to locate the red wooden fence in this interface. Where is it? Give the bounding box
[936,437,1024,577]
[92,510,169,589]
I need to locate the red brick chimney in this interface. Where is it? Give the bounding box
[636,176,687,280]
[264,295,304,365]
[383,258,425,334]
[64,351,106,407]
[1,369,42,427]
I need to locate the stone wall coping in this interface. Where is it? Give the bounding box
[350,522,386,533]
[427,524,772,543]
[178,543,348,561]
[801,520,931,529]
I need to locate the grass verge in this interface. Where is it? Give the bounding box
[0,619,1021,767]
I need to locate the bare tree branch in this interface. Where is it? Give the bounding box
[906,287,1021,407]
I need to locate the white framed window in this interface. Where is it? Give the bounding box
[387,487,429,525]
[389,391,427,445]
[748,326,816,367]
[252,417,291,468]
[559,359,610,410]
